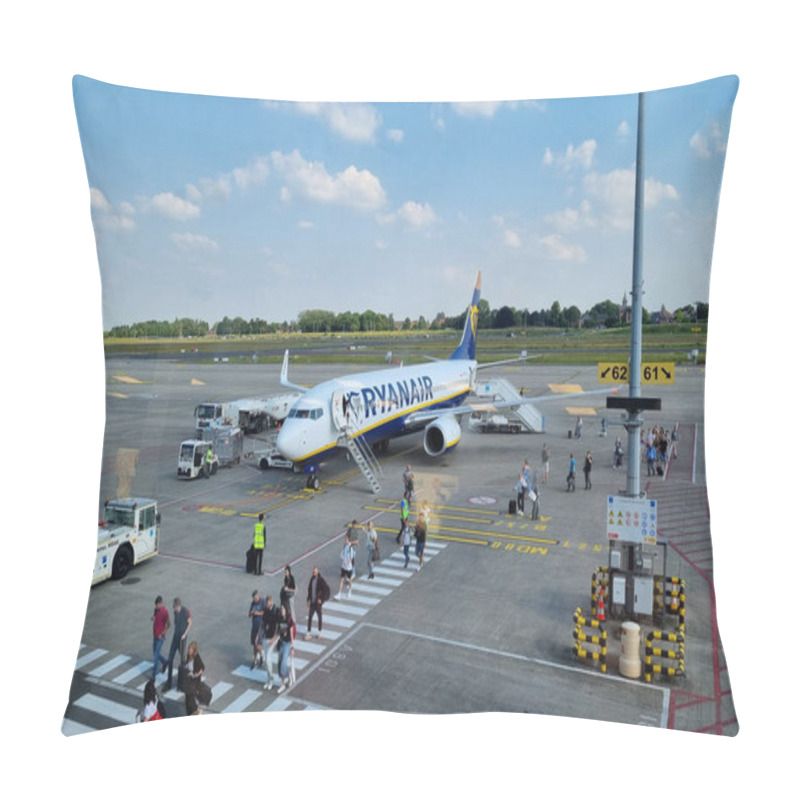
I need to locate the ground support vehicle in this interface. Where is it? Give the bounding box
[468,413,523,434]
[178,440,219,478]
[207,425,243,466]
[94,498,160,584]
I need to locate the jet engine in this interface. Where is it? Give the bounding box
[423,415,462,457]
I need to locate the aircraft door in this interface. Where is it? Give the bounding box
[331,391,346,431]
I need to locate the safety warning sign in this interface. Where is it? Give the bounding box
[607,495,658,545]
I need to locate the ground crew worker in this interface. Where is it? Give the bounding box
[253,513,266,575]
[204,445,214,478]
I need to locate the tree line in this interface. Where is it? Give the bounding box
[104,299,709,338]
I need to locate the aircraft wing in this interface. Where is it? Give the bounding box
[404,384,621,426]
[280,350,309,394]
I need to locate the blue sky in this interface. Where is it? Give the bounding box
[74,75,737,329]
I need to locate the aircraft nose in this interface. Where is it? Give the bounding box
[275,425,300,461]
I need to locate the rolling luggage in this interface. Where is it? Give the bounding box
[508,499,517,515]
[246,545,256,574]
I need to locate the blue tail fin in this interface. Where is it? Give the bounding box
[450,270,481,361]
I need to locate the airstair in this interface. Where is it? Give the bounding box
[339,429,383,494]
[473,378,545,432]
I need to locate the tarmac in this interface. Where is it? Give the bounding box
[62,355,737,737]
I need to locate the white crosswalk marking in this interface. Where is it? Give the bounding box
[73,693,138,725]
[89,654,130,678]
[64,542,448,730]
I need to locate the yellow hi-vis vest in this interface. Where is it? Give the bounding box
[254,522,265,549]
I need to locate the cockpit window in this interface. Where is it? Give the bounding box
[288,407,323,421]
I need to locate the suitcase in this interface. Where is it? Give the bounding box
[508,499,517,515]
[245,545,256,574]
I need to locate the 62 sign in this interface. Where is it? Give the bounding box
[598,362,675,385]
[598,363,629,382]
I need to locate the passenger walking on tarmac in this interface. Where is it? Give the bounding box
[575,416,583,439]
[346,520,360,580]
[164,597,192,691]
[671,426,679,459]
[403,464,415,502]
[305,566,330,641]
[646,440,657,476]
[182,640,206,715]
[414,512,428,570]
[583,451,593,489]
[613,436,624,469]
[567,454,577,492]
[261,595,280,690]
[136,679,164,722]
[402,522,412,568]
[249,590,265,669]
[253,513,266,576]
[334,533,355,600]
[276,603,295,695]
[365,521,379,579]
[151,595,170,682]
[396,495,410,543]
[516,472,527,516]
[280,564,296,620]
[541,442,551,485]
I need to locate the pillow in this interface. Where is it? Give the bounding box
[66,74,738,737]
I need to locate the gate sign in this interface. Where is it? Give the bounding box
[607,495,658,545]
[598,363,675,385]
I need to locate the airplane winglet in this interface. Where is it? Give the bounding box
[280,349,308,394]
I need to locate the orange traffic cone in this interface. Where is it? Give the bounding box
[596,587,606,622]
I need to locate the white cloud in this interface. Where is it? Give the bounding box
[451,101,503,118]
[232,156,270,190]
[504,229,521,248]
[690,121,728,159]
[90,187,111,212]
[271,150,386,211]
[298,220,315,229]
[386,128,404,143]
[544,200,596,232]
[94,213,136,232]
[396,201,437,229]
[148,192,201,221]
[544,139,597,171]
[170,232,219,250]
[297,102,382,144]
[451,100,546,117]
[583,168,678,229]
[90,187,135,230]
[617,120,630,140]
[538,233,586,262]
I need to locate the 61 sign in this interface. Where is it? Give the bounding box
[598,362,675,385]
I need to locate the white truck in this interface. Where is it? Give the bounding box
[94,498,160,585]
[195,393,300,438]
[178,440,219,479]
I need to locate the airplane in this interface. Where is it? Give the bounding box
[275,270,615,489]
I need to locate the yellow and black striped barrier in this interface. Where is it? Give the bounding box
[591,567,609,619]
[572,606,607,673]
[644,629,686,683]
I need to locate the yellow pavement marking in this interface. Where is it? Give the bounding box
[108,391,129,399]
[566,406,598,416]
[112,374,143,384]
[191,378,205,386]
[548,383,583,393]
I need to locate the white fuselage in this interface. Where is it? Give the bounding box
[275,358,475,463]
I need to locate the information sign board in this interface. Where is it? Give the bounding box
[607,495,658,545]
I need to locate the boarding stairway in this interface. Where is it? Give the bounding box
[338,428,383,494]
[472,378,545,432]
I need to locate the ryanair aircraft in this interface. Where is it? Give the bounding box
[275,271,611,480]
